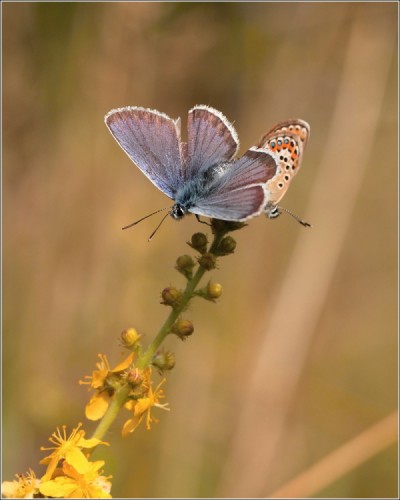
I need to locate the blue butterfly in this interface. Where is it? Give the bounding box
[105,105,310,235]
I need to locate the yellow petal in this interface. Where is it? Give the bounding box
[91,369,109,388]
[121,415,143,437]
[123,400,136,411]
[64,447,91,474]
[90,487,112,498]
[1,481,20,498]
[111,352,135,372]
[78,437,109,449]
[134,397,151,416]
[85,392,110,421]
[40,477,78,498]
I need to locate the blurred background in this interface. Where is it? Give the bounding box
[3,2,398,498]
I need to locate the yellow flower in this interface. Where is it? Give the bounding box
[40,423,108,481]
[1,469,40,498]
[39,460,112,498]
[122,368,169,436]
[80,352,135,421]
[80,354,111,389]
[79,353,135,389]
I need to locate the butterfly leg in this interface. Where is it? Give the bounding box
[195,214,212,226]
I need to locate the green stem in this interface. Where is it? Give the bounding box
[91,384,130,441]
[136,228,225,368]
[136,265,203,369]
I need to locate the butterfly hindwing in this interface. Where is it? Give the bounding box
[257,119,310,205]
[191,148,278,221]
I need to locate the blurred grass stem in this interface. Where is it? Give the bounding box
[268,411,398,498]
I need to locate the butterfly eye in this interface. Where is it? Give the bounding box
[171,204,186,220]
[284,138,289,144]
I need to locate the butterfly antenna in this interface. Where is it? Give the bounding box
[148,212,170,241]
[122,207,169,230]
[278,206,312,228]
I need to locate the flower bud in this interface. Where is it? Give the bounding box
[197,252,217,270]
[217,236,236,255]
[161,287,182,307]
[171,319,194,340]
[188,232,208,253]
[152,351,176,373]
[126,368,143,387]
[207,282,223,299]
[120,328,141,348]
[175,254,195,279]
[211,219,246,234]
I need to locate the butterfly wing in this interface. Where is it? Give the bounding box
[259,119,310,150]
[190,148,278,221]
[186,105,239,179]
[257,119,310,205]
[105,107,184,199]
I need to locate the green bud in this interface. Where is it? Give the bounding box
[207,282,223,299]
[171,319,194,340]
[161,287,182,307]
[216,236,236,255]
[175,254,195,279]
[126,368,143,387]
[195,281,223,302]
[120,328,142,348]
[152,351,176,373]
[197,252,217,270]
[188,232,208,254]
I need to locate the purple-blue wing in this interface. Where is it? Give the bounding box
[186,105,239,179]
[190,148,278,221]
[105,107,184,199]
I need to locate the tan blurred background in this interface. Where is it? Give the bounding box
[3,2,398,498]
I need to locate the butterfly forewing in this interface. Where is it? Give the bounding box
[186,105,239,179]
[105,107,184,199]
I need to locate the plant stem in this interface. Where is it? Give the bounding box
[136,227,225,368]
[91,384,131,441]
[90,225,226,441]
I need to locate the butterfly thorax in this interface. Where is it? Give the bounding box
[171,163,230,219]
